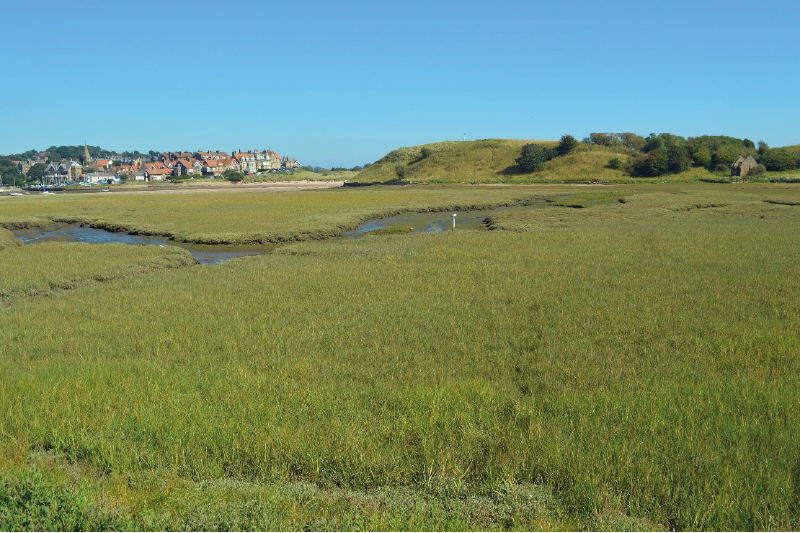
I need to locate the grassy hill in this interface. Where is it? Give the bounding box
[354,139,725,184]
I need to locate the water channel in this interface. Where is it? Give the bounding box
[12,226,272,266]
[12,203,545,265]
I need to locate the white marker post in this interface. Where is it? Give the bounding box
[451,213,457,231]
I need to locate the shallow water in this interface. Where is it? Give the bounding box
[12,226,269,266]
[344,204,544,237]
[346,211,486,236]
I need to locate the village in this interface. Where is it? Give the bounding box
[13,146,302,185]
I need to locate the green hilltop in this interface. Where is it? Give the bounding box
[354,137,800,184]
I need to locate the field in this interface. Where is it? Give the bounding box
[0,186,543,245]
[1,183,798,530]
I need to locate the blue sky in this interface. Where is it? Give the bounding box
[2,0,798,168]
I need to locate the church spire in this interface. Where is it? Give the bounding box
[83,142,90,165]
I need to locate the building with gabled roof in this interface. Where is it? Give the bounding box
[144,167,173,181]
[173,160,198,176]
[731,155,758,177]
[195,150,230,160]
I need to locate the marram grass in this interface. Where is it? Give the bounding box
[0,184,798,530]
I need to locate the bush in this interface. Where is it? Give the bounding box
[0,468,93,531]
[631,151,668,176]
[516,143,556,172]
[556,135,578,156]
[223,169,244,182]
[607,157,622,170]
[667,144,691,173]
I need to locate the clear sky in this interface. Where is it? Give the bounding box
[2,0,798,168]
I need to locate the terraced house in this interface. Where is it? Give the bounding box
[230,149,283,174]
[234,152,257,174]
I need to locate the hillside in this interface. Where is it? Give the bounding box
[354,139,727,184]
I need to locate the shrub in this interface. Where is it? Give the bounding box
[631,151,668,176]
[667,144,691,173]
[607,157,622,170]
[223,169,244,182]
[0,468,93,531]
[516,143,556,172]
[556,135,578,156]
[747,164,766,177]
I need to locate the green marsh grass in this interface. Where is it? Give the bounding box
[0,183,798,529]
[0,186,547,245]
[0,227,21,249]
[0,242,196,301]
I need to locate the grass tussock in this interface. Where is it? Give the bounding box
[0,227,22,249]
[0,183,798,530]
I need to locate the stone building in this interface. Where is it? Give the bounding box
[730,155,758,177]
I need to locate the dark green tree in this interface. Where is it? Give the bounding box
[516,143,556,172]
[692,147,712,169]
[711,146,738,171]
[556,134,578,156]
[760,148,798,171]
[223,169,244,182]
[26,162,46,183]
[587,132,616,146]
[667,144,691,173]
[0,158,24,186]
[631,150,668,176]
[643,134,665,153]
[618,132,645,151]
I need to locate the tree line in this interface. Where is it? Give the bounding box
[583,132,799,177]
[6,146,154,163]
